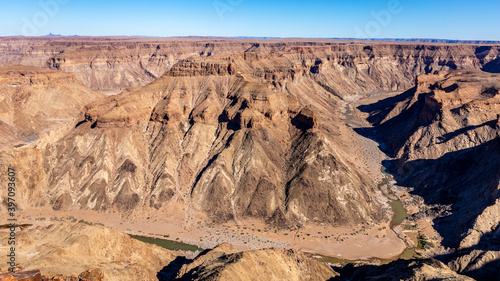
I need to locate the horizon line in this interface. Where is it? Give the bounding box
[2,34,500,43]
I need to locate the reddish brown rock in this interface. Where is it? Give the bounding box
[171,244,339,281]
[76,269,103,281]
[0,270,42,281]
[4,224,176,281]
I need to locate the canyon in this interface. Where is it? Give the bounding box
[0,37,499,280]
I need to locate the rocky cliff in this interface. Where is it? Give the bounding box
[360,70,500,278]
[166,243,338,281]
[337,258,474,281]
[0,54,389,229]
[1,37,500,91]
[0,66,103,148]
[0,223,177,281]
[2,38,500,230]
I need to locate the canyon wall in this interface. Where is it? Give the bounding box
[1,37,499,91]
[363,70,500,250]
[1,38,500,230]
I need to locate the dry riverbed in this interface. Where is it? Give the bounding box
[5,207,407,261]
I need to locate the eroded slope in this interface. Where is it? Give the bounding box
[0,223,177,281]
[0,66,103,148]
[1,54,390,230]
[363,70,500,249]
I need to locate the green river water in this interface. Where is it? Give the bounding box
[130,235,203,252]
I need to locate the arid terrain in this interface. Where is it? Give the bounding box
[0,37,499,280]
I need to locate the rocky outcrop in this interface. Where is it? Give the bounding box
[1,37,500,91]
[337,258,474,281]
[0,51,387,229]
[291,107,318,131]
[375,70,500,160]
[0,223,177,281]
[167,244,339,281]
[362,70,500,249]
[0,270,42,281]
[0,66,103,148]
[167,60,236,77]
[74,269,104,281]
[0,37,250,90]
[0,268,104,281]
[446,250,500,281]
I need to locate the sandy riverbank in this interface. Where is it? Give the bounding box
[3,206,407,261]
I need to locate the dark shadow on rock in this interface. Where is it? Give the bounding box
[355,88,432,158]
[75,119,87,128]
[475,46,493,59]
[436,120,497,144]
[482,57,500,73]
[218,110,242,131]
[442,83,459,93]
[176,252,243,281]
[291,107,317,132]
[464,259,500,281]
[439,60,458,70]
[383,137,500,248]
[349,67,500,280]
[331,259,454,281]
[433,227,500,281]
[475,46,500,73]
[157,256,193,281]
[353,84,500,249]
[357,87,416,126]
[353,127,393,157]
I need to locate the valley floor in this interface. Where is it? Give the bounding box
[7,208,405,260]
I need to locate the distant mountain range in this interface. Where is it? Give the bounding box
[3,34,498,44]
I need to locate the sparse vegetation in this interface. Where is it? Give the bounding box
[78,219,93,225]
[417,232,435,249]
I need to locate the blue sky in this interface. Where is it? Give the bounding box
[1,0,499,40]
